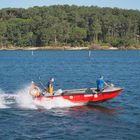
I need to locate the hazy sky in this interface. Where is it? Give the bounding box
[0,0,140,10]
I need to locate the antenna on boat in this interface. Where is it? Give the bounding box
[38,76,47,90]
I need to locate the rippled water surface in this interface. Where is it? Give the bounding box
[0,50,140,140]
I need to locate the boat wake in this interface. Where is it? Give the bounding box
[0,89,9,109]
[0,84,82,110]
[34,96,83,110]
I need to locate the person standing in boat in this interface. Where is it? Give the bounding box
[96,76,109,92]
[47,77,54,95]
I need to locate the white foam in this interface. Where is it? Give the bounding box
[14,84,83,109]
[15,84,37,109]
[0,84,84,110]
[0,89,9,108]
[34,96,83,109]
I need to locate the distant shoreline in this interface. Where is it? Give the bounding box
[0,46,140,51]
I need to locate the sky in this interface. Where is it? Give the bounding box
[0,0,140,10]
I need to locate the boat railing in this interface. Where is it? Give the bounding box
[59,87,122,95]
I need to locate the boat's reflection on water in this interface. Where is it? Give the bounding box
[50,104,122,117]
[70,104,120,115]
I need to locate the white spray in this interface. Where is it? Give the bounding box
[34,96,83,110]
[15,84,37,109]
[0,84,83,110]
[0,89,10,108]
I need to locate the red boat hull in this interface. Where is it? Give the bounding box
[36,88,123,104]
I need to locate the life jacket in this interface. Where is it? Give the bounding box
[47,82,54,94]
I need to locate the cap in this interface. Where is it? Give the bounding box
[50,77,54,82]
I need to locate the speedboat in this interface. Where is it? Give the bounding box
[29,85,123,105]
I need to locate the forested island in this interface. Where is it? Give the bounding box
[0,5,140,50]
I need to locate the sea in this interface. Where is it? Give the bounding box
[0,50,139,140]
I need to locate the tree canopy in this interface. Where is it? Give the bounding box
[0,5,140,48]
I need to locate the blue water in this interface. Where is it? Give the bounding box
[0,50,140,139]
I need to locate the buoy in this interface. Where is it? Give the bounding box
[89,50,91,57]
[29,85,41,97]
[32,50,34,56]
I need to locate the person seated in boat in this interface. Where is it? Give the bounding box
[96,76,109,92]
[47,77,54,95]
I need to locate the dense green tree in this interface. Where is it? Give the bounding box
[0,22,7,46]
[70,26,87,46]
[0,5,140,48]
